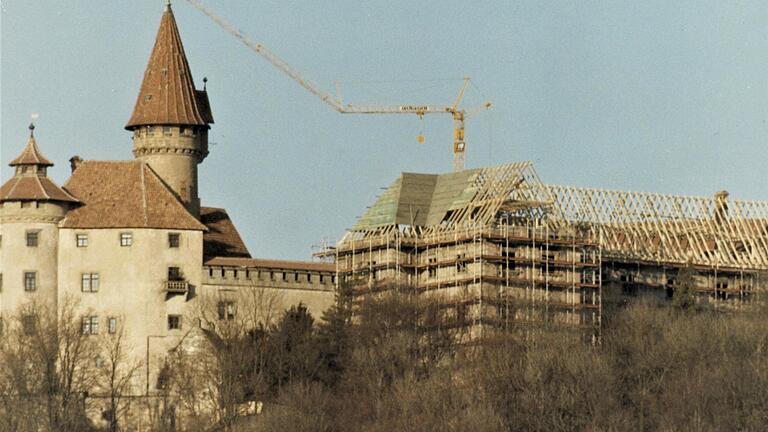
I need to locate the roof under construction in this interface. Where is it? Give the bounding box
[353,162,551,232]
[347,162,768,270]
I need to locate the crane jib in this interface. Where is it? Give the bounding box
[186,0,490,172]
[399,106,431,113]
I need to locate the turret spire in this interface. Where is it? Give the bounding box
[11,125,53,167]
[125,4,213,129]
[0,124,78,203]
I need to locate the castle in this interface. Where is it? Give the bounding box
[0,3,335,395]
[4,1,768,410]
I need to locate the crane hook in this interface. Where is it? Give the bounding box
[416,112,425,144]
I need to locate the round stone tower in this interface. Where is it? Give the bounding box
[0,125,79,316]
[125,3,214,218]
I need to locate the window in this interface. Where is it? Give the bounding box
[168,233,180,248]
[81,273,100,292]
[26,231,39,247]
[0,234,3,247]
[82,316,99,335]
[108,317,117,334]
[120,232,132,247]
[0,273,3,292]
[167,315,182,330]
[22,315,37,335]
[168,267,182,281]
[76,234,88,248]
[24,272,36,291]
[217,301,235,321]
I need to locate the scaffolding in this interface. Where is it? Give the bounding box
[329,162,768,337]
[333,162,601,338]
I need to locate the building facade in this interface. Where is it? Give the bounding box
[0,4,335,401]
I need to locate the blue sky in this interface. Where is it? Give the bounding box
[2,1,768,259]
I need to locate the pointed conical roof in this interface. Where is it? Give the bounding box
[0,125,79,203]
[9,125,54,167]
[125,4,213,130]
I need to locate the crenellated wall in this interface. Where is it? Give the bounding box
[202,263,336,319]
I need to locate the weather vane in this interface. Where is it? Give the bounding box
[29,113,39,136]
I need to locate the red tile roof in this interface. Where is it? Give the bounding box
[0,176,79,203]
[9,135,53,167]
[204,257,336,273]
[1,132,78,203]
[201,207,251,260]
[125,5,213,129]
[61,160,206,230]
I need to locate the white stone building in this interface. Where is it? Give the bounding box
[0,3,335,396]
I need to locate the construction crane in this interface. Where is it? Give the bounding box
[185,0,491,171]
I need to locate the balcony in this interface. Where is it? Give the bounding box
[165,280,189,294]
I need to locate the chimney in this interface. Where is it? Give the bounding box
[69,156,83,173]
[714,190,729,225]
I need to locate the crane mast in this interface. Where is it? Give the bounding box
[185,0,490,171]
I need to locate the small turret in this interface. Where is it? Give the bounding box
[0,125,78,315]
[0,124,78,205]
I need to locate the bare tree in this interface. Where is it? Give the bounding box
[95,320,142,432]
[161,286,282,430]
[0,297,99,432]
